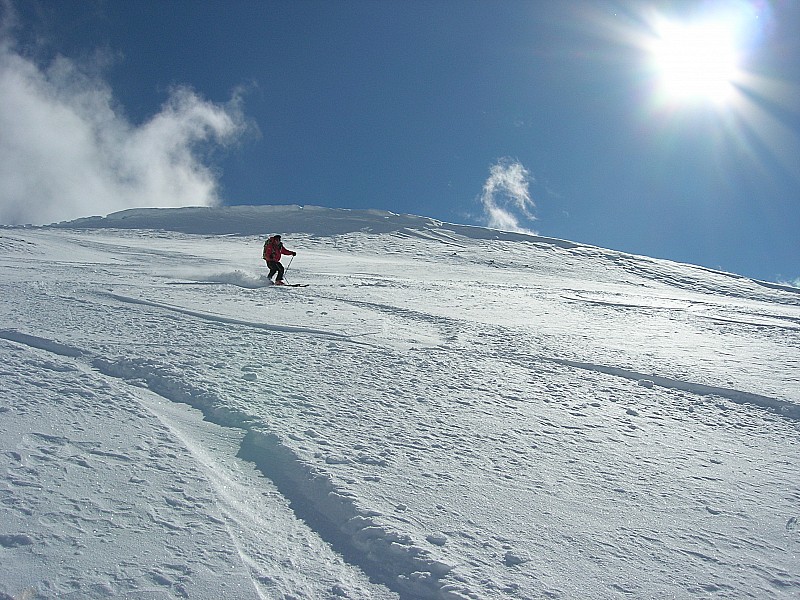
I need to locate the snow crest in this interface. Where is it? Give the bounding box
[241,429,459,598]
[91,354,466,598]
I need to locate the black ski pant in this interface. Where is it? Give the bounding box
[266,260,285,281]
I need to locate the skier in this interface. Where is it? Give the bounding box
[262,234,296,285]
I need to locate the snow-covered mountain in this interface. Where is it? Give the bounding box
[2,205,799,599]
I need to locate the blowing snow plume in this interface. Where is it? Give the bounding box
[479,158,537,234]
[0,13,248,225]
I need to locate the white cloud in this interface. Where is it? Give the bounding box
[478,158,537,234]
[0,24,248,225]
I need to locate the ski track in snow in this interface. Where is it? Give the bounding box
[2,214,800,599]
[100,292,380,347]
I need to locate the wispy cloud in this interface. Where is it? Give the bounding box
[0,11,249,225]
[478,158,537,234]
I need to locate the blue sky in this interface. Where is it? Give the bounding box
[1,0,798,284]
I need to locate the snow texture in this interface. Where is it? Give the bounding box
[1,205,799,599]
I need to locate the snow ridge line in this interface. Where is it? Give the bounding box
[91,357,462,599]
[91,357,260,430]
[550,358,800,420]
[239,429,461,600]
[16,341,463,599]
[0,329,85,358]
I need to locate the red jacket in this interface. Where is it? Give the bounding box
[263,237,294,262]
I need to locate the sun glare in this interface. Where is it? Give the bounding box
[652,21,740,103]
[584,1,797,185]
[650,19,741,104]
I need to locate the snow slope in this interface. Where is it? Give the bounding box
[2,205,799,599]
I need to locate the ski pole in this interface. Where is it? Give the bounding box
[284,254,294,275]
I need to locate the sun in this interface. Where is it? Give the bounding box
[649,18,742,105]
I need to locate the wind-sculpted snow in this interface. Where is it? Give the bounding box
[54,204,443,237]
[551,358,800,419]
[0,329,85,358]
[54,204,579,246]
[239,429,458,598]
[2,206,800,599]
